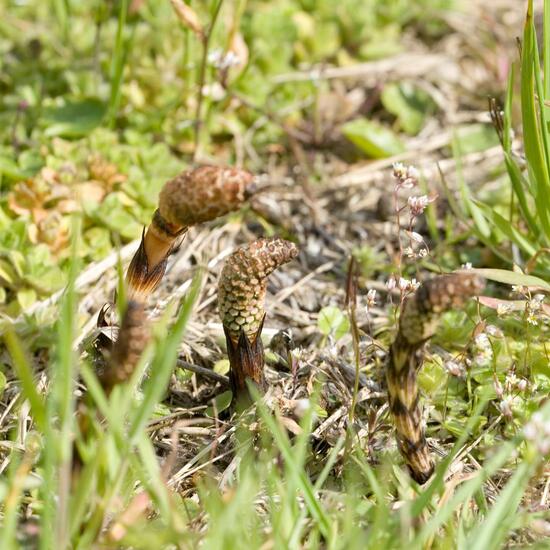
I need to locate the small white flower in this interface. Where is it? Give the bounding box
[366,289,377,309]
[493,379,504,399]
[526,312,538,326]
[499,397,513,418]
[505,373,518,388]
[486,325,503,338]
[408,231,424,243]
[496,303,512,316]
[474,333,491,350]
[517,379,528,392]
[392,162,405,174]
[461,262,473,270]
[392,163,419,189]
[208,48,241,70]
[512,285,528,295]
[410,278,420,290]
[473,333,493,366]
[407,195,433,216]
[386,276,397,291]
[398,277,410,291]
[445,360,465,377]
[524,422,537,440]
[418,248,428,258]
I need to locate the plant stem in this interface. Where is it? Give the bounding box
[193,0,225,162]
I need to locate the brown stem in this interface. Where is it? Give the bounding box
[224,318,266,405]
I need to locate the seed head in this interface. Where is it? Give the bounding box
[159,165,253,228]
[218,237,298,344]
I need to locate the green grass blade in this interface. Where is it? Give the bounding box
[545,0,550,101]
[521,0,550,239]
[467,459,534,550]
[411,391,491,518]
[251,385,332,540]
[472,200,538,258]
[3,329,47,431]
[108,0,131,126]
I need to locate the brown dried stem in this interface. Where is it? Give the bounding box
[387,272,485,484]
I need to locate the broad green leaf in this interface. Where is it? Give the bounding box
[317,305,349,341]
[17,288,37,310]
[342,118,404,158]
[213,359,230,375]
[0,156,28,180]
[42,99,107,138]
[453,124,500,155]
[381,82,433,135]
[469,268,550,291]
[206,390,233,417]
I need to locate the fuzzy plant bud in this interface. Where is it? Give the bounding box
[218,237,298,403]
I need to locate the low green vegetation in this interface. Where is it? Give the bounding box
[2,0,550,548]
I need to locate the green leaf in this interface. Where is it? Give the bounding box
[453,124,500,155]
[469,268,550,291]
[467,459,534,550]
[521,2,550,238]
[341,118,405,158]
[16,288,37,310]
[472,200,538,257]
[42,99,107,138]
[0,368,6,398]
[0,156,29,181]
[206,390,233,417]
[317,306,350,341]
[381,82,433,135]
[213,359,230,375]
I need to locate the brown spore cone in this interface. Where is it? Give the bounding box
[218,237,299,345]
[398,272,485,346]
[126,164,254,301]
[159,165,254,229]
[387,271,485,485]
[218,237,298,402]
[99,300,150,392]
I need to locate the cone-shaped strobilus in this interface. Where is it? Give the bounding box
[126,165,254,301]
[218,237,298,404]
[387,272,484,484]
